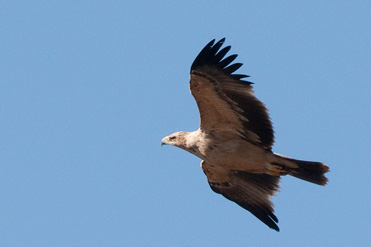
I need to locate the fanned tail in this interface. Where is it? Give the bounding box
[274,154,329,185]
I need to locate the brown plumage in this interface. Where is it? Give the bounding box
[161,38,329,231]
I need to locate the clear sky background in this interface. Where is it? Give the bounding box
[1,1,371,246]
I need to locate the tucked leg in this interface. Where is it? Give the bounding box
[267,163,289,176]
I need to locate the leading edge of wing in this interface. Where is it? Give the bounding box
[191,38,252,84]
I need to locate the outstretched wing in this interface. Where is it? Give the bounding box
[202,162,280,231]
[190,38,274,150]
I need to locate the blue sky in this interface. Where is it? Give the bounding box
[1,1,371,246]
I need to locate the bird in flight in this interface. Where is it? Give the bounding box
[161,38,329,231]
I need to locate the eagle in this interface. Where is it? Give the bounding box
[161,38,329,231]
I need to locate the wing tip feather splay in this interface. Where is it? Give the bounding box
[191,38,252,84]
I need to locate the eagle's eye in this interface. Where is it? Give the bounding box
[169,136,176,141]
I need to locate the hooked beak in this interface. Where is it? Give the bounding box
[161,137,168,146]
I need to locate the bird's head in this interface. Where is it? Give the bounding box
[161,132,187,148]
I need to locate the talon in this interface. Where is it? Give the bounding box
[268,164,289,176]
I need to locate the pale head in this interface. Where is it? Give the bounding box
[161,131,188,149]
[161,130,204,159]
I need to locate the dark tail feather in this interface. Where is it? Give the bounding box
[277,155,329,185]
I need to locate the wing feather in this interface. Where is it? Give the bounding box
[214,46,231,63]
[219,54,238,68]
[190,38,274,149]
[224,63,243,74]
[202,162,280,231]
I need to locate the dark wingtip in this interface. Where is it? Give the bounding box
[272,225,280,232]
[270,214,280,231]
[265,212,280,231]
[190,38,252,84]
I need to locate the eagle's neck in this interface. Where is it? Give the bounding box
[183,129,205,159]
